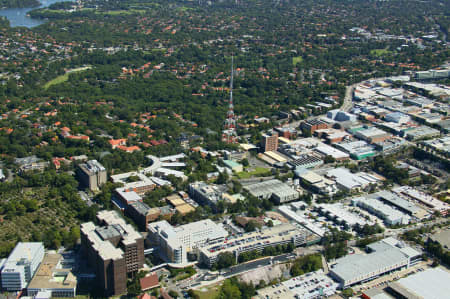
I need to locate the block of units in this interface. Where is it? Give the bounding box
[77,160,107,191]
[80,211,144,296]
[261,132,279,152]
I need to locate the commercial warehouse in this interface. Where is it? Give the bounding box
[330,237,421,288]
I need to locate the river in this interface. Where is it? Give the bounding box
[0,0,71,28]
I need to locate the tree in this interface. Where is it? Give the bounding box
[217,171,229,184]
[342,288,354,297]
[214,252,236,270]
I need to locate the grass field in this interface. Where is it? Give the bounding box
[194,283,221,299]
[99,9,146,16]
[370,48,391,56]
[236,167,271,179]
[44,66,91,90]
[292,56,303,65]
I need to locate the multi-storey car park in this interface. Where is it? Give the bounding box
[199,223,319,268]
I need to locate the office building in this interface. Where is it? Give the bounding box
[1,243,45,292]
[300,119,330,135]
[330,237,421,288]
[148,219,228,265]
[243,179,299,203]
[188,182,224,210]
[111,172,156,196]
[261,132,278,152]
[77,160,107,191]
[126,201,155,231]
[199,223,316,268]
[27,253,77,297]
[80,210,144,296]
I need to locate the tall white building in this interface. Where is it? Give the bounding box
[1,242,45,291]
[148,220,228,264]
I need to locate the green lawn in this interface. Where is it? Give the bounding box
[292,56,303,65]
[99,9,146,15]
[194,284,221,299]
[44,66,91,90]
[370,48,391,56]
[236,167,271,179]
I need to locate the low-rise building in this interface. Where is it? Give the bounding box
[27,253,77,297]
[296,170,338,196]
[353,127,391,144]
[243,179,299,203]
[352,197,410,226]
[288,154,323,170]
[326,168,382,192]
[335,140,376,160]
[222,160,243,172]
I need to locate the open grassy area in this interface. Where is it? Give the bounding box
[370,48,391,56]
[292,56,303,65]
[193,283,221,299]
[44,66,91,90]
[236,167,271,179]
[99,9,147,16]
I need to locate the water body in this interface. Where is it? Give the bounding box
[0,0,70,28]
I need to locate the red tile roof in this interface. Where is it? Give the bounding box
[139,273,160,291]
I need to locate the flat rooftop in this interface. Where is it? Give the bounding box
[27,253,77,290]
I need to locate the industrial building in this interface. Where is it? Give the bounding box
[288,154,323,170]
[326,168,382,192]
[403,126,440,141]
[80,210,144,296]
[330,237,421,288]
[278,203,327,237]
[1,242,45,291]
[335,140,376,160]
[296,170,339,196]
[77,160,107,191]
[387,267,450,298]
[352,196,410,226]
[27,253,77,297]
[374,190,428,219]
[243,179,300,203]
[392,186,449,216]
[256,270,338,299]
[384,112,410,124]
[316,203,372,227]
[353,127,391,144]
[147,219,228,265]
[199,223,316,268]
